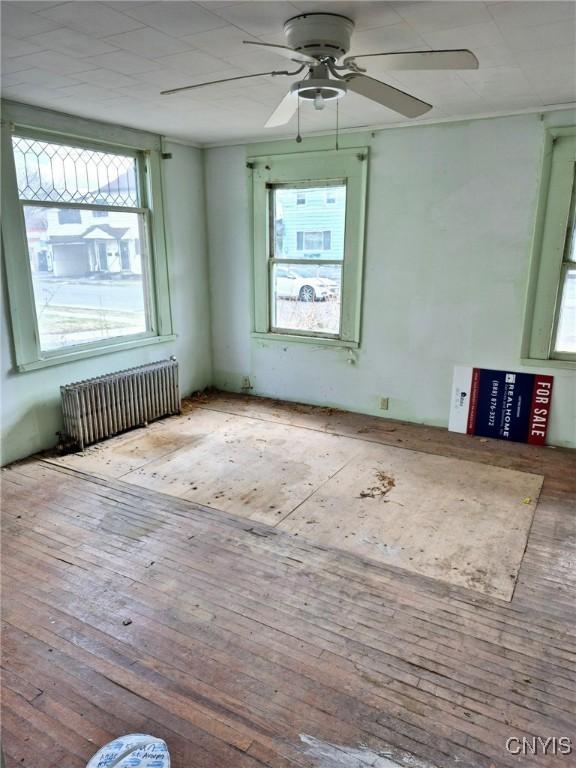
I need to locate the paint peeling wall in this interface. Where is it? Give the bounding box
[1,141,213,465]
[205,110,576,448]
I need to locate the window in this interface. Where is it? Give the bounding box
[57,208,81,224]
[2,110,172,371]
[272,186,344,336]
[524,130,576,363]
[296,231,332,251]
[11,136,147,353]
[251,148,367,345]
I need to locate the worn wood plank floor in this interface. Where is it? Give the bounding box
[2,393,575,768]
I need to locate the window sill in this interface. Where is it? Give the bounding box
[520,357,576,370]
[252,331,359,349]
[16,333,177,372]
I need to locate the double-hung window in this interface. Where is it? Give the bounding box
[2,107,172,371]
[524,129,576,363]
[251,148,367,346]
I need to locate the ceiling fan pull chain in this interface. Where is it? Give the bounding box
[296,90,302,143]
[336,98,339,152]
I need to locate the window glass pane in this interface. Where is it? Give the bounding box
[23,205,149,351]
[554,269,576,353]
[273,184,346,261]
[271,263,341,335]
[12,136,139,206]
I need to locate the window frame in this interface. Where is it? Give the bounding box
[523,127,576,366]
[250,148,368,348]
[1,105,173,372]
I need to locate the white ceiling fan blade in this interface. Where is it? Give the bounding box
[265,91,299,128]
[243,40,316,64]
[345,49,479,71]
[161,70,286,96]
[346,74,432,118]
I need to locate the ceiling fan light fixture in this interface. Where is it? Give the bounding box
[292,79,346,103]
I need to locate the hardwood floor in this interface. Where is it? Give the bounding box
[2,393,575,768]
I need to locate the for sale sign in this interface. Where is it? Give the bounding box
[449,366,554,445]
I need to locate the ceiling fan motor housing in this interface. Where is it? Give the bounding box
[284,13,354,60]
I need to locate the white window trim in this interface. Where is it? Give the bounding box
[522,126,576,367]
[249,148,368,348]
[1,100,174,372]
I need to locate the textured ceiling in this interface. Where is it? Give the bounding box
[2,1,575,145]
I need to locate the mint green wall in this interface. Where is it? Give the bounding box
[3,110,575,464]
[205,111,576,449]
[1,141,213,465]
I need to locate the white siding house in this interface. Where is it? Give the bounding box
[44,207,142,278]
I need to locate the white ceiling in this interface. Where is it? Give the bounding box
[2,1,575,145]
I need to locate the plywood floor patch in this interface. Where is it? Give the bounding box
[121,416,362,526]
[278,441,543,600]
[48,398,544,599]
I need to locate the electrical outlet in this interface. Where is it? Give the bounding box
[241,376,253,391]
[379,397,389,410]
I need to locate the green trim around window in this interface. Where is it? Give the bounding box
[2,99,161,152]
[1,101,174,372]
[14,333,177,373]
[523,126,576,366]
[249,147,368,347]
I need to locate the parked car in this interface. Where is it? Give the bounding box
[275,267,339,302]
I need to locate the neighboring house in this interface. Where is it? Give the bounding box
[46,207,141,278]
[26,168,142,279]
[275,186,346,261]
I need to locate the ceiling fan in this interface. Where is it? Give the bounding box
[160,13,479,126]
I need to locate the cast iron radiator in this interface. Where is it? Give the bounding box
[60,358,180,450]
